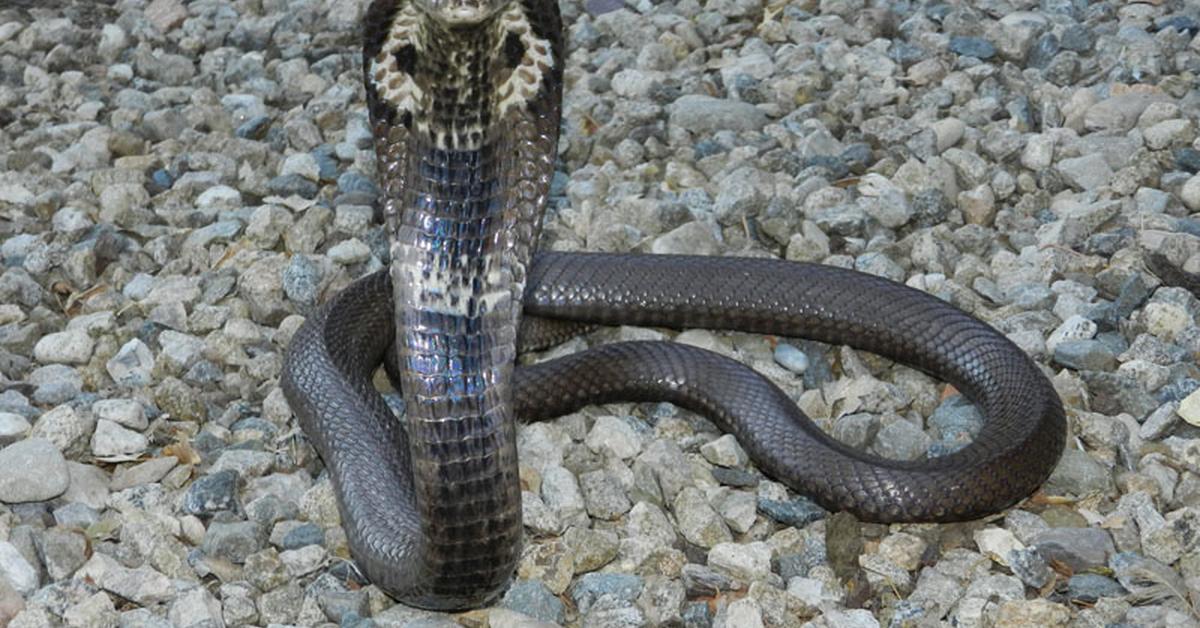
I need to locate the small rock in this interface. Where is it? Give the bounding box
[570,573,644,614]
[673,487,732,548]
[0,438,69,503]
[91,419,148,457]
[1182,175,1200,211]
[757,496,826,527]
[1056,154,1114,191]
[700,434,749,468]
[61,593,120,628]
[279,544,326,576]
[501,580,565,625]
[182,469,240,516]
[110,456,178,490]
[1053,340,1116,371]
[169,586,224,628]
[107,339,155,387]
[1067,573,1127,603]
[0,542,37,595]
[949,36,996,59]
[579,469,632,520]
[201,520,264,563]
[76,552,173,605]
[669,95,767,133]
[1031,527,1115,571]
[0,413,31,447]
[91,398,148,430]
[993,598,1070,627]
[32,329,94,365]
[585,416,643,460]
[39,527,88,581]
[974,528,1025,567]
[708,541,772,582]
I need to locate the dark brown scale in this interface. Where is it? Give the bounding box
[283,0,1065,612]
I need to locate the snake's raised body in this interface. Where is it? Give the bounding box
[281,0,1067,610]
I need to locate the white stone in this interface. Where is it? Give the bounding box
[1179,389,1200,427]
[91,420,148,457]
[974,528,1026,567]
[92,399,148,430]
[33,329,95,365]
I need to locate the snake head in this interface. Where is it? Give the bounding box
[413,0,510,24]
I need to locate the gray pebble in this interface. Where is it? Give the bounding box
[0,438,69,503]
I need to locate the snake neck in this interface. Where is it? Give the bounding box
[362,0,562,605]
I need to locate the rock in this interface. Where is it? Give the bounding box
[541,466,587,528]
[107,339,155,387]
[327,238,371,265]
[700,434,749,468]
[76,552,173,605]
[32,329,94,365]
[62,593,118,628]
[564,526,619,573]
[501,580,565,625]
[1056,154,1114,191]
[669,95,767,133]
[182,469,240,516]
[585,416,643,460]
[871,418,931,461]
[0,542,37,595]
[91,419,148,457]
[168,587,224,628]
[92,399,148,430]
[0,438,69,503]
[1182,175,1200,211]
[201,521,264,563]
[146,0,188,32]
[1068,573,1127,603]
[1043,448,1112,496]
[1085,93,1170,133]
[1178,389,1200,427]
[721,597,765,628]
[773,343,809,374]
[708,541,772,582]
[279,544,325,576]
[673,487,732,548]
[993,598,1070,627]
[1031,527,1115,571]
[651,221,720,256]
[758,496,826,527]
[974,528,1024,567]
[570,573,644,614]
[579,469,631,520]
[1007,547,1051,588]
[31,405,94,454]
[1053,340,1116,371]
[0,413,31,447]
[38,527,87,580]
[949,36,996,59]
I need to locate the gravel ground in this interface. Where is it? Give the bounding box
[1,0,1200,626]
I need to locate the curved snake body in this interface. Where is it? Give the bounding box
[281,0,1067,610]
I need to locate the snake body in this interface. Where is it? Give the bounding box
[280,0,1066,610]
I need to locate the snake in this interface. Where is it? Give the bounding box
[279,0,1067,611]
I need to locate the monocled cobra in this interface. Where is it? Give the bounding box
[281,0,1066,610]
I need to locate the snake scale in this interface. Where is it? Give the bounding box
[280,0,1067,610]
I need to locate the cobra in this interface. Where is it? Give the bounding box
[281,0,1066,610]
